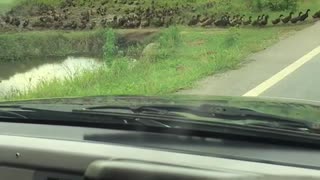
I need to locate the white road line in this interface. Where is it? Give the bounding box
[243,46,320,97]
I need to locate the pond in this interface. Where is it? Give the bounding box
[0,57,103,97]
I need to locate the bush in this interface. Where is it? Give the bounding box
[141,26,181,62]
[27,0,64,6]
[268,0,298,11]
[0,30,104,62]
[251,0,298,11]
[103,29,118,62]
[125,44,144,59]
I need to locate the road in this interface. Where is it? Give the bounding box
[180,21,320,102]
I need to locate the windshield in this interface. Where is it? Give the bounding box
[0,0,320,128]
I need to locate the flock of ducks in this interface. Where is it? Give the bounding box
[193,9,320,27]
[0,0,320,31]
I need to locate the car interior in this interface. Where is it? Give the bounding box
[1,121,320,180]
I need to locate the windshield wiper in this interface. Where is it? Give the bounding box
[77,104,320,132]
[1,103,320,148]
[0,103,318,134]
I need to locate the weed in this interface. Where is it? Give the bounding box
[103,29,118,62]
[0,30,104,62]
[142,26,182,62]
[251,0,298,12]
[223,28,240,48]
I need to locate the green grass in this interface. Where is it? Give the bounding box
[0,29,157,63]
[0,0,21,13]
[9,24,309,100]
[0,30,105,62]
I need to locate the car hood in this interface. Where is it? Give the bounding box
[2,95,320,122]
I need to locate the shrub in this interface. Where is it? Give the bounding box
[27,0,64,6]
[103,29,118,62]
[268,0,298,11]
[0,30,104,62]
[141,26,181,62]
[251,0,298,11]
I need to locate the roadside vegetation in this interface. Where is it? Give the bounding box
[0,30,104,62]
[0,0,20,13]
[0,0,319,100]
[9,24,308,100]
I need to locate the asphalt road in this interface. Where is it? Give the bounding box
[261,52,320,100]
[180,21,320,102]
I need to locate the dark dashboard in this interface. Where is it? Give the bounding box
[0,121,319,170]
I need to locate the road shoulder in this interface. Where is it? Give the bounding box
[179,22,320,96]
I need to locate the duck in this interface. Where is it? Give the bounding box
[290,12,303,24]
[312,10,320,18]
[79,22,87,29]
[214,15,230,27]
[88,21,96,29]
[229,15,237,24]
[282,12,294,24]
[224,15,231,26]
[259,15,269,26]
[140,17,150,28]
[63,21,73,30]
[188,14,200,26]
[111,16,119,28]
[200,15,214,27]
[237,15,246,25]
[155,17,165,27]
[252,15,260,26]
[70,21,78,29]
[243,16,252,25]
[22,19,29,28]
[117,16,127,27]
[272,14,283,25]
[100,19,107,28]
[229,15,240,27]
[53,20,63,29]
[12,17,20,27]
[199,14,209,23]
[299,9,310,21]
[177,17,185,25]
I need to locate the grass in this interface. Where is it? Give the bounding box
[0,30,105,62]
[0,0,21,13]
[8,24,309,100]
[0,28,157,63]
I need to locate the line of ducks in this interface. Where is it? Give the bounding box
[1,3,320,31]
[191,9,320,27]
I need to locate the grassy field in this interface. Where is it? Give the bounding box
[9,24,309,100]
[0,30,105,62]
[0,0,18,13]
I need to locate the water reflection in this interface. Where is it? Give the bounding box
[0,57,102,97]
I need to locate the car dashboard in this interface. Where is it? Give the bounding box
[0,122,320,180]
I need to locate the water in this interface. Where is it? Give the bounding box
[0,57,102,97]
